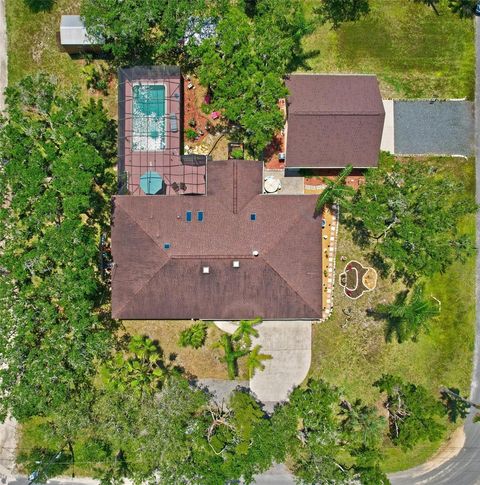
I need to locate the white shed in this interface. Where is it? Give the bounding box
[60,15,103,52]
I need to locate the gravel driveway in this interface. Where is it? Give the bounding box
[394,100,474,156]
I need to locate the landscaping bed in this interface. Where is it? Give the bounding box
[122,320,248,380]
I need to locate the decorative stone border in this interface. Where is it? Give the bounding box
[321,204,339,321]
[339,260,377,300]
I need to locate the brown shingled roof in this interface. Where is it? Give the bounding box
[111,160,323,320]
[285,74,385,169]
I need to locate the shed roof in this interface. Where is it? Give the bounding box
[111,160,323,320]
[285,74,385,168]
[60,15,103,46]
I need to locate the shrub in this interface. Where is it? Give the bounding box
[179,322,208,349]
[230,148,244,159]
[185,128,198,141]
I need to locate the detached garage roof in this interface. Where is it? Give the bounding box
[111,160,323,320]
[285,74,385,169]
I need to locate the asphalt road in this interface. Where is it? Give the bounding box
[389,15,480,485]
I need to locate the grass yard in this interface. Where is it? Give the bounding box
[6,0,117,116]
[310,156,476,472]
[302,0,475,99]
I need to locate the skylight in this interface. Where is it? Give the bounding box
[197,211,204,222]
[250,213,256,221]
[186,211,192,222]
[163,243,171,250]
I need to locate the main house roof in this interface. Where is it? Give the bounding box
[111,160,323,320]
[285,74,385,169]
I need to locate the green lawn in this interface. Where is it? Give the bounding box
[302,0,475,99]
[310,156,476,471]
[6,0,117,116]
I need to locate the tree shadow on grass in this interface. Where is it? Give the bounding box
[24,0,55,13]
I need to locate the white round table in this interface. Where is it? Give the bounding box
[264,177,281,193]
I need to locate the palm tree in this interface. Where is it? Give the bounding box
[339,399,386,447]
[247,345,272,378]
[448,0,475,18]
[375,284,440,343]
[213,334,249,380]
[315,164,354,214]
[232,317,262,347]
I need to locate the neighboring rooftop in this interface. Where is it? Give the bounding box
[111,160,323,320]
[118,66,207,196]
[285,74,385,169]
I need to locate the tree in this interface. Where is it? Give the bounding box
[100,335,166,397]
[213,334,249,380]
[193,0,313,156]
[315,0,370,29]
[339,399,386,449]
[448,0,476,18]
[343,153,477,283]
[179,322,208,349]
[81,0,219,67]
[374,374,445,449]
[411,0,440,15]
[92,375,209,483]
[247,345,272,378]
[315,164,354,213]
[374,284,440,342]
[0,74,116,421]
[271,379,388,484]
[440,387,477,423]
[232,317,262,347]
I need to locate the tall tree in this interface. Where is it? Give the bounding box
[315,0,370,29]
[374,374,445,450]
[81,0,220,67]
[232,317,262,347]
[100,335,166,397]
[343,153,476,283]
[448,0,476,18]
[272,379,388,484]
[193,0,313,156]
[374,284,440,342]
[315,164,354,213]
[247,345,272,378]
[0,75,116,421]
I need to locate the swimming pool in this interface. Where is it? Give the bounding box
[132,84,166,152]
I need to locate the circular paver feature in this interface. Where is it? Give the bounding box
[339,260,377,300]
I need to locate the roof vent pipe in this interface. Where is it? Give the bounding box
[252,250,259,257]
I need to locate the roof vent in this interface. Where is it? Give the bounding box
[233,260,240,268]
[202,266,210,274]
[252,250,259,257]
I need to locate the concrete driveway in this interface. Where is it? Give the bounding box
[249,321,311,407]
[215,320,312,409]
